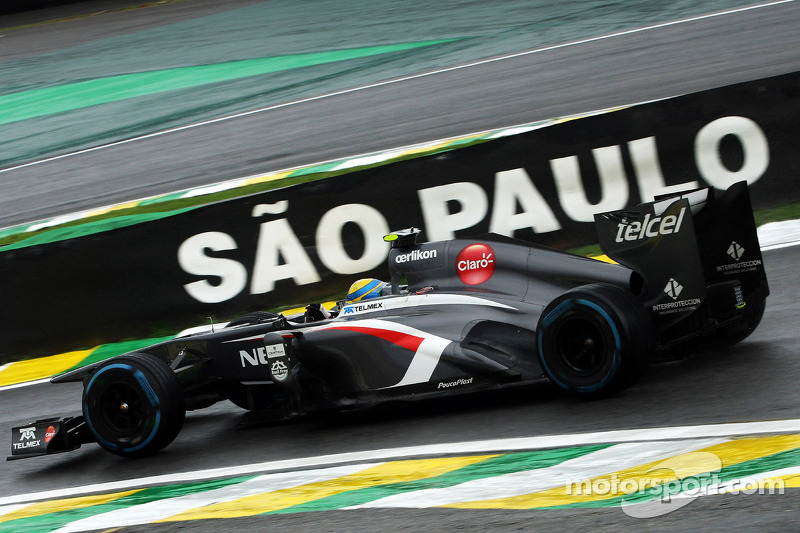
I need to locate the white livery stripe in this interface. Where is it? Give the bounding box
[221,334,267,343]
[313,318,453,388]
[340,293,517,317]
[389,336,452,388]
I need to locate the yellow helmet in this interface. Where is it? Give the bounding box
[346,278,387,302]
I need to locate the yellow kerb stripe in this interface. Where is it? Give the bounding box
[445,434,800,509]
[160,455,496,521]
[85,200,142,217]
[0,490,141,524]
[404,135,485,155]
[242,170,293,187]
[0,348,95,387]
[778,475,800,488]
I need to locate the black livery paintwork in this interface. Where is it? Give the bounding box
[10,182,768,459]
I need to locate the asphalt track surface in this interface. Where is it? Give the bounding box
[1,0,800,228]
[2,1,800,530]
[2,244,799,530]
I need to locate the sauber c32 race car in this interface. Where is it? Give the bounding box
[10,182,768,459]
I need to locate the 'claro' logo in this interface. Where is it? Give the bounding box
[456,243,495,285]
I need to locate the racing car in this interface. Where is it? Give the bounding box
[9,181,768,460]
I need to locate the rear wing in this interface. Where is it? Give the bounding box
[594,181,768,330]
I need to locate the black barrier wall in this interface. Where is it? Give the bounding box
[2,71,799,359]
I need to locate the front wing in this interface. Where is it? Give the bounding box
[8,416,94,461]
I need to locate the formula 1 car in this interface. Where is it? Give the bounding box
[10,182,768,460]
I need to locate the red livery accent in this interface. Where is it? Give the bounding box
[322,326,425,352]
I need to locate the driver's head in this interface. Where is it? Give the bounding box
[346,278,387,302]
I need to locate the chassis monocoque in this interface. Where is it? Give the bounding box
[10,182,768,459]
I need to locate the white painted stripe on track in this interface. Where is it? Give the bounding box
[0,0,792,177]
[351,438,727,509]
[3,418,800,507]
[0,378,50,392]
[0,503,28,519]
[331,149,408,171]
[671,465,800,499]
[761,241,800,251]
[52,462,379,533]
[616,465,800,517]
[758,219,800,250]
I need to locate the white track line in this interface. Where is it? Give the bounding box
[0,378,50,392]
[0,0,793,176]
[52,463,381,533]
[351,438,727,509]
[3,417,800,506]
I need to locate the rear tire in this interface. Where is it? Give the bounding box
[537,284,652,399]
[83,353,185,458]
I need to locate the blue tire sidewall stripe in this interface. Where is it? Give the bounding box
[538,298,622,393]
[84,362,162,453]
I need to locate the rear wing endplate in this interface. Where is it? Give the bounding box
[594,181,768,330]
[8,416,92,461]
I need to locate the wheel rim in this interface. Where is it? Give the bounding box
[96,381,148,438]
[554,316,608,375]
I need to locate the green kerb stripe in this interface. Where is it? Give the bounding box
[1,206,200,251]
[0,40,457,126]
[539,445,800,510]
[268,444,613,514]
[65,335,178,372]
[0,475,256,533]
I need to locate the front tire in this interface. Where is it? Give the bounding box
[537,284,652,399]
[83,352,185,458]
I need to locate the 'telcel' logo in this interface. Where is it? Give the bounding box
[456,244,495,285]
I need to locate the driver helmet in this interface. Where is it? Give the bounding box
[346,278,387,302]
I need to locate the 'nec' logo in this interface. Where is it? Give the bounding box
[19,427,36,440]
